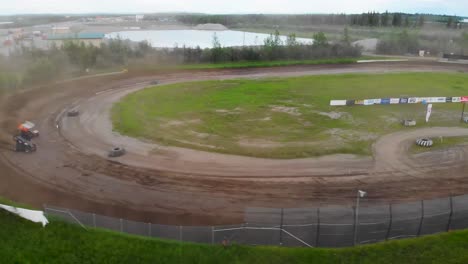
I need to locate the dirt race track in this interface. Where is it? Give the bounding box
[1,61,468,225]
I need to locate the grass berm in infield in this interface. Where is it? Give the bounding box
[112,72,468,158]
[128,57,383,71]
[2,210,468,264]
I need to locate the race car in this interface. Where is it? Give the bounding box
[18,121,39,140]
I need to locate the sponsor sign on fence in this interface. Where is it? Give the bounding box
[381,98,390,104]
[330,100,347,106]
[330,96,468,106]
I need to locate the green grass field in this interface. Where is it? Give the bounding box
[2,210,468,263]
[112,72,468,158]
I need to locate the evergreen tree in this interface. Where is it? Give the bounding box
[211,33,223,63]
[392,13,402,27]
[381,11,390,27]
[312,32,329,47]
[447,17,454,28]
[342,27,351,45]
[461,32,468,54]
[418,15,425,27]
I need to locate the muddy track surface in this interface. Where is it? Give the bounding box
[1,61,468,225]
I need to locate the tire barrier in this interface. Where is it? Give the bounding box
[67,110,80,117]
[403,119,417,127]
[416,138,433,147]
[108,147,126,158]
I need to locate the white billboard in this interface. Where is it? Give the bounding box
[330,100,347,106]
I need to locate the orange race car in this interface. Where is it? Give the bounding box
[18,121,39,140]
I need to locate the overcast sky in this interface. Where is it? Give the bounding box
[2,0,467,16]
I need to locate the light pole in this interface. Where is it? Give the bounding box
[354,190,367,245]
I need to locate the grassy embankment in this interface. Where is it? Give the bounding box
[1,57,378,96]
[127,57,379,72]
[112,72,468,158]
[2,209,468,263]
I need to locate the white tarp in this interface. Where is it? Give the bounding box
[426,104,433,123]
[0,204,48,227]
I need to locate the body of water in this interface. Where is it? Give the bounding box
[106,30,312,49]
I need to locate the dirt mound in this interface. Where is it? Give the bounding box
[353,38,378,52]
[193,23,228,31]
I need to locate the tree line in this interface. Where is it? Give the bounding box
[175,13,463,28]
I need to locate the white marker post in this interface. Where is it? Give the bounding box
[425,104,433,123]
[354,190,367,245]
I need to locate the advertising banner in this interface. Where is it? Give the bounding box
[331,96,466,106]
[330,100,347,106]
[426,97,446,103]
[381,98,391,104]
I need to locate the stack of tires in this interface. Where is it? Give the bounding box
[108,147,126,157]
[416,138,433,147]
[67,110,80,117]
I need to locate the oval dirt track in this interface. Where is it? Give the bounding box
[1,61,468,225]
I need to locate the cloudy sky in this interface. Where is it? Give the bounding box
[2,0,466,16]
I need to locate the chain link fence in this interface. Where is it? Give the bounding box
[44,194,468,248]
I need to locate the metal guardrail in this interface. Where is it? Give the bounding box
[443,54,468,60]
[43,194,468,248]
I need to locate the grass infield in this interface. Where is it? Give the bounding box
[113,72,468,158]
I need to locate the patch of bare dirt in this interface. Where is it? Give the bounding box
[316,111,347,120]
[215,107,242,115]
[161,119,201,127]
[270,105,301,116]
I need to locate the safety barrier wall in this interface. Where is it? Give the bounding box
[44,194,468,248]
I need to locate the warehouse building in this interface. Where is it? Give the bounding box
[46,32,105,47]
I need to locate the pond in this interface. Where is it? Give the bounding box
[105,30,312,49]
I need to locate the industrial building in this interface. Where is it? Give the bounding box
[46,32,105,47]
